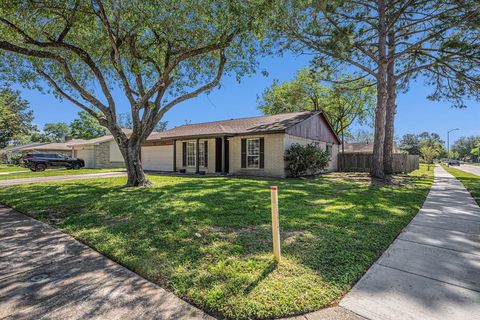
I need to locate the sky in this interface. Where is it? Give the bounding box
[13,52,479,145]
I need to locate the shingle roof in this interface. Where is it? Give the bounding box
[148,111,321,140]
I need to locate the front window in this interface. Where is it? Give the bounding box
[247,138,260,168]
[186,142,196,166]
[186,141,206,167]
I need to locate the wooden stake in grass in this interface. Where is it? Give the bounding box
[270,186,281,262]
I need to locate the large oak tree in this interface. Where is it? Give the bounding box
[0,0,268,186]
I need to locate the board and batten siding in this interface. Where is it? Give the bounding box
[285,112,339,144]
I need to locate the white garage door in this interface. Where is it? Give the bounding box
[141,145,174,171]
[75,149,95,168]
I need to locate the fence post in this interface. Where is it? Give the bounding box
[270,186,281,262]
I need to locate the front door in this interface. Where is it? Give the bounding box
[215,138,229,173]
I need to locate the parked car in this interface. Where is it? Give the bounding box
[448,160,461,166]
[22,153,85,171]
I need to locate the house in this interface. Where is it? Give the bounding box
[141,111,341,177]
[0,140,85,163]
[67,129,132,169]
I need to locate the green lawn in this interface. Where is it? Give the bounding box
[0,165,433,319]
[443,166,480,205]
[0,168,124,180]
[0,165,28,173]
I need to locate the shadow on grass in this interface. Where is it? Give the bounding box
[0,172,433,319]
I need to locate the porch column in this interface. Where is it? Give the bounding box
[221,136,226,175]
[195,138,200,174]
[173,140,177,172]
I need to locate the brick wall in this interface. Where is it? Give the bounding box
[94,141,125,168]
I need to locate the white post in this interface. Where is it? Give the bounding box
[270,186,281,262]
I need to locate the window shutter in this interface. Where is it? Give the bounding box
[241,138,246,168]
[259,137,265,169]
[204,141,208,167]
[182,142,187,167]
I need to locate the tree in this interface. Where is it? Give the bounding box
[452,136,479,159]
[420,145,439,171]
[118,112,168,132]
[347,129,374,143]
[399,134,421,155]
[258,68,375,151]
[0,88,35,148]
[44,123,71,142]
[0,1,268,186]
[399,132,446,156]
[271,0,480,178]
[70,111,106,140]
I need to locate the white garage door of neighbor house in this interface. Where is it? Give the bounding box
[141,145,173,171]
[75,149,95,168]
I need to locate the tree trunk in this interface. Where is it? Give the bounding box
[123,145,151,187]
[384,23,397,175]
[116,136,151,187]
[371,0,388,180]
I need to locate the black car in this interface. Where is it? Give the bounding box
[22,153,85,171]
[448,160,461,166]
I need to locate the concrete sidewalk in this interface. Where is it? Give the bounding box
[0,171,126,187]
[0,205,212,320]
[340,165,480,320]
[457,164,480,176]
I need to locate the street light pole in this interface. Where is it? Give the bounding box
[447,128,459,165]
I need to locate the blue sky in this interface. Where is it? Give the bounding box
[14,52,479,145]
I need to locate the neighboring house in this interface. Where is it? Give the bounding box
[341,142,401,153]
[0,140,85,163]
[67,129,132,169]
[142,111,341,177]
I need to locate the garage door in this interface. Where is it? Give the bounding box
[141,145,174,171]
[75,149,95,168]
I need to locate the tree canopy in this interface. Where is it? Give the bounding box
[0,87,35,148]
[70,111,106,140]
[399,132,446,157]
[452,136,480,159]
[258,67,375,149]
[0,0,270,186]
[269,0,480,177]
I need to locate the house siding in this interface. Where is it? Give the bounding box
[284,134,338,172]
[229,133,285,177]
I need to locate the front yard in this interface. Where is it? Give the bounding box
[0,165,433,319]
[0,165,28,173]
[0,168,124,180]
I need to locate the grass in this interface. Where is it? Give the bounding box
[0,165,28,173]
[443,165,480,205]
[0,168,124,180]
[0,165,433,319]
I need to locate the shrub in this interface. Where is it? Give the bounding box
[9,153,24,166]
[285,143,331,177]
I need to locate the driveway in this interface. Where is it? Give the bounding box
[340,165,480,320]
[456,164,480,176]
[0,171,126,187]
[0,205,212,320]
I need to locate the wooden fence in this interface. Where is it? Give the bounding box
[338,153,419,173]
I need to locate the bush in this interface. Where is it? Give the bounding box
[285,143,331,177]
[9,153,24,166]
